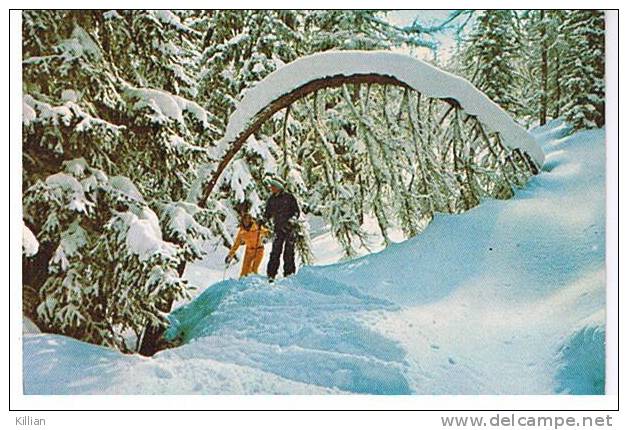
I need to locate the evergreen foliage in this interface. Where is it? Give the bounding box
[463,11,521,115]
[457,10,604,129]
[559,10,605,129]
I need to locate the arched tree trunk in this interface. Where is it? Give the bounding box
[199,73,463,207]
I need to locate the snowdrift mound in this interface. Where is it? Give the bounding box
[165,271,410,394]
[554,314,606,395]
[23,334,137,394]
[23,334,339,394]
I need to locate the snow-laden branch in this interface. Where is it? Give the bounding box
[222,51,542,163]
[201,50,544,203]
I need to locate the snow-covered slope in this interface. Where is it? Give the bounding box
[23,120,605,394]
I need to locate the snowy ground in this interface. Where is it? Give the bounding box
[23,120,606,394]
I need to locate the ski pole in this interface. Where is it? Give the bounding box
[222,256,233,282]
[222,258,233,281]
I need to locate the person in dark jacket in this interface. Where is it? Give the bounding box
[263,176,300,282]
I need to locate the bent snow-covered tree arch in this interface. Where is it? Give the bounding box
[200,51,544,207]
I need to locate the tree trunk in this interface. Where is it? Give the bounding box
[199,73,438,206]
[281,105,291,175]
[22,241,55,323]
[554,51,561,119]
[539,10,548,125]
[138,296,175,356]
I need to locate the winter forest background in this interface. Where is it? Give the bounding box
[21,10,605,359]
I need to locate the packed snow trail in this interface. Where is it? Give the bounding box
[23,120,605,394]
[164,272,409,394]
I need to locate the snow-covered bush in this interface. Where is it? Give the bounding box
[23,160,191,351]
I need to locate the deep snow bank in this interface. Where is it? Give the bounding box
[554,313,605,395]
[23,120,605,394]
[164,272,409,394]
[23,334,340,394]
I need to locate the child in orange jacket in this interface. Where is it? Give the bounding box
[225,213,269,278]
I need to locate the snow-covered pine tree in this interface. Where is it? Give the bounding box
[515,10,546,126]
[303,10,392,51]
[195,10,303,129]
[463,10,521,117]
[101,10,202,98]
[23,159,191,351]
[516,10,568,126]
[534,10,551,125]
[294,11,449,250]
[22,10,221,353]
[548,10,568,120]
[303,89,369,256]
[559,10,605,130]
